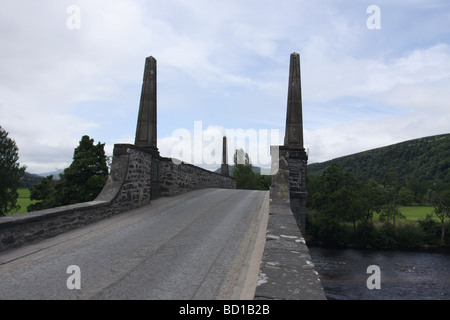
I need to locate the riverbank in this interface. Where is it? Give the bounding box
[305,216,450,250]
[306,235,450,252]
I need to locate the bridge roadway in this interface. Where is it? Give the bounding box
[0,189,269,300]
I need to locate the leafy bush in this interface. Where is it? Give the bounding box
[394,223,426,248]
[418,214,441,245]
[373,222,396,247]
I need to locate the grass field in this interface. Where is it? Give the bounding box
[6,188,36,216]
[399,205,434,221]
[373,205,435,222]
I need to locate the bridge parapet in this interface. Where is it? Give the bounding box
[254,147,326,300]
[159,157,236,197]
[255,209,326,300]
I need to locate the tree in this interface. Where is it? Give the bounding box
[308,164,388,246]
[28,175,58,211]
[380,168,404,227]
[398,187,415,206]
[255,173,271,190]
[59,135,108,204]
[356,178,385,242]
[0,126,26,216]
[310,163,359,244]
[406,179,427,205]
[431,190,450,245]
[29,135,108,210]
[231,149,257,190]
[359,178,385,224]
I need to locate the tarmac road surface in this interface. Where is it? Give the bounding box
[0,188,269,300]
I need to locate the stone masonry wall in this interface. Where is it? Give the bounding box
[284,147,308,234]
[98,144,153,211]
[0,201,109,251]
[159,157,236,197]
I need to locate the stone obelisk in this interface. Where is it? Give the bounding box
[221,136,229,176]
[134,56,160,199]
[285,53,308,234]
[271,52,308,234]
[284,52,304,149]
[135,56,158,151]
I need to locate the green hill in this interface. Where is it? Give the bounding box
[307,133,450,184]
[19,172,43,188]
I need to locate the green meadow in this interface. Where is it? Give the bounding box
[6,188,37,216]
[372,205,435,223]
[399,205,435,221]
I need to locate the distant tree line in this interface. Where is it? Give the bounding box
[306,163,450,248]
[231,149,270,191]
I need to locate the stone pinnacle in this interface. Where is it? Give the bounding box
[135,56,157,150]
[284,52,304,149]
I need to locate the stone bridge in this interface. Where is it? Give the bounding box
[0,54,325,300]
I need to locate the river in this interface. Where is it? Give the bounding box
[308,246,450,300]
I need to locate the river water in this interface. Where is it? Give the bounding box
[308,246,450,300]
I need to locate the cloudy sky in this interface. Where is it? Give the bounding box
[1,0,449,174]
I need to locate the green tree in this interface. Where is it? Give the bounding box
[310,163,358,244]
[360,178,385,223]
[255,173,271,190]
[336,177,363,235]
[29,135,108,211]
[0,126,26,216]
[418,214,441,245]
[431,190,450,245]
[58,135,108,204]
[406,179,427,204]
[28,175,58,211]
[308,164,387,246]
[231,149,257,190]
[398,187,415,206]
[380,168,404,227]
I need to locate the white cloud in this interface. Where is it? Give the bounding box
[305,107,450,164]
[377,44,450,111]
[0,0,449,174]
[0,1,150,172]
[301,42,450,163]
[303,40,450,101]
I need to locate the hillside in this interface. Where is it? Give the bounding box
[19,172,43,188]
[19,169,65,189]
[307,133,450,183]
